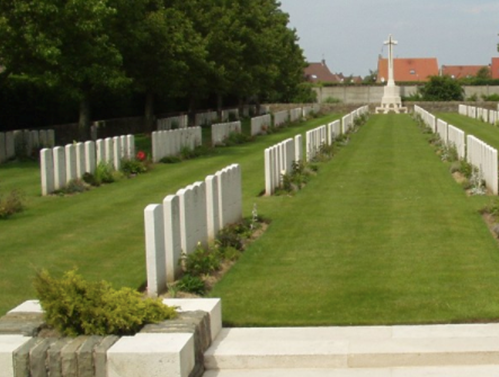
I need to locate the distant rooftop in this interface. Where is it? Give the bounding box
[377,57,439,83]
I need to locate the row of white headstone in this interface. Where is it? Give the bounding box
[302,105,320,119]
[151,127,202,163]
[289,107,303,123]
[195,111,218,127]
[221,108,239,122]
[251,114,272,136]
[264,136,302,196]
[273,110,289,128]
[264,106,366,196]
[144,164,242,297]
[415,106,498,194]
[40,135,135,196]
[458,104,499,126]
[157,115,189,131]
[0,129,55,164]
[211,121,242,146]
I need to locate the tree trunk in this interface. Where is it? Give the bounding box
[145,92,155,134]
[78,95,91,141]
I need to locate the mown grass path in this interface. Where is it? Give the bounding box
[0,115,338,315]
[211,114,499,326]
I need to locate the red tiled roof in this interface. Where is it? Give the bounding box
[377,58,439,83]
[491,58,499,79]
[304,61,340,83]
[441,65,487,79]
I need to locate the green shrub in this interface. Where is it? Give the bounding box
[222,132,249,146]
[34,269,176,336]
[183,245,221,276]
[323,96,341,104]
[216,227,244,250]
[0,189,26,219]
[160,155,182,164]
[175,274,205,295]
[56,179,89,195]
[94,162,115,185]
[121,158,148,177]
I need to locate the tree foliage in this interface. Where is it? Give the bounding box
[418,75,464,101]
[0,0,309,131]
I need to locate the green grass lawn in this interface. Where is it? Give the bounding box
[0,114,338,315]
[436,112,499,150]
[210,114,499,326]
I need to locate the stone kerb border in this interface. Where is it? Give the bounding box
[157,115,188,131]
[467,135,499,195]
[0,129,55,164]
[195,111,218,127]
[264,137,301,196]
[221,108,239,122]
[0,298,221,377]
[273,110,289,128]
[144,164,242,296]
[250,114,272,136]
[211,121,242,146]
[40,135,134,196]
[151,127,202,163]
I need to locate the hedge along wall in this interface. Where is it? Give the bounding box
[144,164,242,296]
[40,135,135,196]
[416,106,498,195]
[151,127,202,162]
[0,129,55,164]
[211,121,242,146]
[250,114,272,136]
[157,115,189,131]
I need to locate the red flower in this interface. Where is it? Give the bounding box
[136,151,146,161]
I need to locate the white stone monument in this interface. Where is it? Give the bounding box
[376,34,407,114]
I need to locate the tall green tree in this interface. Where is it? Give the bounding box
[0,0,129,139]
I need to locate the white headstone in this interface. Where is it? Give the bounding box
[145,204,167,297]
[163,195,182,283]
[40,148,55,196]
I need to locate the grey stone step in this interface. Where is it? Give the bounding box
[204,325,499,370]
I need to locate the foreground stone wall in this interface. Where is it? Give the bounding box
[0,299,220,377]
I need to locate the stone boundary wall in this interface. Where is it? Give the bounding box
[195,111,218,127]
[157,115,189,131]
[151,127,202,163]
[144,164,242,295]
[415,106,498,195]
[250,114,272,136]
[221,109,239,122]
[0,298,220,377]
[211,121,242,146]
[40,135,134,196]
[0,129,55,164]
[273,110,289,128]
[316,86,499,104]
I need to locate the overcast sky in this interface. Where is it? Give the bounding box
[279,0,499,77]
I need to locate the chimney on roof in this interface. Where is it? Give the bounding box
[321,59,326,66]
